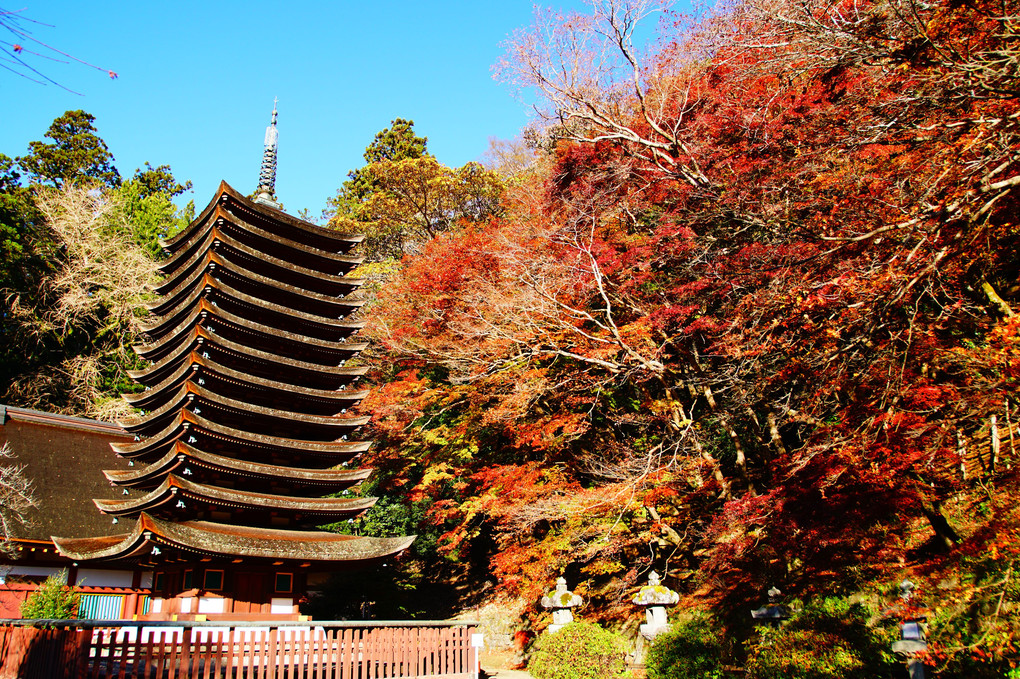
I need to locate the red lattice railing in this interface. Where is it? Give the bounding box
[0,619,480,678]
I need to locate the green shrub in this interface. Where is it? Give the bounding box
[528,622,628,679]
[646,612,726,679]
[744,597,895,679]
[20,571,79,620]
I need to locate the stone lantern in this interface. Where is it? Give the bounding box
[751,587,790,626]
[632,571,680,639]
[890,580,928,679]
[541,577,583,633]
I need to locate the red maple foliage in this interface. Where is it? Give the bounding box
[348,0,1019,665]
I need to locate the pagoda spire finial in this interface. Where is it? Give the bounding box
[254,98,283,210]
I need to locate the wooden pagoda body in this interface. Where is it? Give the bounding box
[53,182,412,620]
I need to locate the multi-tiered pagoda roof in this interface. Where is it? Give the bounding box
[53,179,412,568]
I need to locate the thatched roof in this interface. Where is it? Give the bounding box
[0,405,132,542]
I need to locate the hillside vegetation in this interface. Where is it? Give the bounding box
[340,0,1020,672]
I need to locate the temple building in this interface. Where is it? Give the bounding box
[0,405,145,619]
[50,104,413,620]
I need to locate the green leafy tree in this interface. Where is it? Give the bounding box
[326,491,439,560]
[0,154,46,291]
[0,154,51,391]
[326,119,503,260]
[130,162,192,199]
[17,110,121,188]
[363,118,429,164]
[113,177,194,259]
[325,118,428,223]
[20,571,79,619]
[342,156,504,259]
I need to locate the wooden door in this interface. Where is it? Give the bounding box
[231,572,268,615]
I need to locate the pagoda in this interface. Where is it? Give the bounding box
[53,104,413,620]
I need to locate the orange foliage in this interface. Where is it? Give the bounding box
[352,0,1020,647]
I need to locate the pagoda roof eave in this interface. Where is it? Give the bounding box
[103,442,372,488]
[131,307,366,366]
[54,512,414,564]
[123,357,198,409]
[161,182,364,255]
[146,253,366,322]
[155,227,365,300]
[210,230,365,294]
[110,410,372,459]
[94,474,377,518]
[116,382,370,436]
[159,218,218,278]
[138,275,366,340]
[123,353,369,411]
[159,183,367,259]
[208,210,365,270]
[52,518,154,562]
[104,445,185,485]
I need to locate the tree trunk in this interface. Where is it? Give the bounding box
[919,497,961,551]
[767,412,788,457]
[703,385,755,494]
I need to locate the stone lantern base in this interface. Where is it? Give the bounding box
[548,608,574,634]
[639,605,671,640]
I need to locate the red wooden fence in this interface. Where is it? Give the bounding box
[0,620,480,678]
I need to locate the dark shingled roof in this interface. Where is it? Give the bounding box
[159,186,363,263]
[155,227,364,300]
[162,182,364,254]
[137,275,365,342]
[149,250,365,319]
[161,201,363,274]
[0,405,132,542]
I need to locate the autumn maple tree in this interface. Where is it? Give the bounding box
[340,0,1020,669]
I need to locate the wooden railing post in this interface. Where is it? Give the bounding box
[267,626,279,679]
[179,626,194,679]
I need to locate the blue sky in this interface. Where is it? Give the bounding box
[1,1,609,219]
